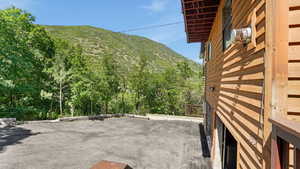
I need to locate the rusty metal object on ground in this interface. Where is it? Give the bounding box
[90,160,132,169]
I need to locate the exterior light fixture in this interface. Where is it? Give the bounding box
[209,86,215,92]
[231,27,252,45]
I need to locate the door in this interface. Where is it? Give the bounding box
[222,128,237,169]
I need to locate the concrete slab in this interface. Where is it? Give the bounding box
[90,160,132,169]
[0,118,16,127]
[146,114,203,123]
[0,118,211,169]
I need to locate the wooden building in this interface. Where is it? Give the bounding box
[180,0,300,169]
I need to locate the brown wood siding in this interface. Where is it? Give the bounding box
[288,0,300,121]
[206,0,266,168]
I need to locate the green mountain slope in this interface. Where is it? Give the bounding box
[44,25,200,73]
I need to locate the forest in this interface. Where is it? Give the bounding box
[0,8,203,120]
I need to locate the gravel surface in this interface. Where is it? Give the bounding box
[0,118,211,169]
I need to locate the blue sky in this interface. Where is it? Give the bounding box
[0,0,201,63]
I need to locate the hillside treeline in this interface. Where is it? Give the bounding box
[0,8,203,120]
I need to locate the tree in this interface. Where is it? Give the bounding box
[97,54,120,114]
[0,7,201,120]
[47,39,73,116]
[129,54,149,114]
[0,7,54,120]
[142,68,181,115]
[162,68,181,114]
[118,72,130,114]
[177,61,193,81]
[68,45,87,116]
[177,61,195,111]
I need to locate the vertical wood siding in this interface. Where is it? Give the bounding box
[288,0,300,121]
[206,0,266,168]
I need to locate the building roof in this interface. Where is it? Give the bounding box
[181,0,220,43]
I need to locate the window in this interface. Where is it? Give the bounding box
[207,42,212,61]
[223,0,233,51]
[201,42,212,63]
[200,43,205,61]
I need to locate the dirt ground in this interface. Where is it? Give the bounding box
[0,118,211,169]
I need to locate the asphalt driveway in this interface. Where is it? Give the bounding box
[0,118,211,169]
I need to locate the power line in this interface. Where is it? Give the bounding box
[118,21,184,33]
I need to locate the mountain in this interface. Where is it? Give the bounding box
[44,25,200,74]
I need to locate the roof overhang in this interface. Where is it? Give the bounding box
[181,0,220,43]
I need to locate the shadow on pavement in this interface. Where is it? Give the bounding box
[199,124,211,158]
[0,126,40,153]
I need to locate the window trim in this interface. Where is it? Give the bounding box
[222,0,233,51]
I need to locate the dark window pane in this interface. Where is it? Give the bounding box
[223,0,233,51]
